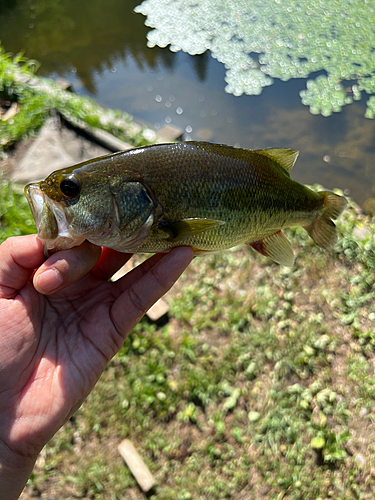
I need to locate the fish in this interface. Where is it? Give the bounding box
[24,141,347,266]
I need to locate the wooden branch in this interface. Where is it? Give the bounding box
[118,439,155,492]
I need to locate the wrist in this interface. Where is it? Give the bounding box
[0,440,37,500]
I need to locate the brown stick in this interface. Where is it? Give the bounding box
[118,439,155,492]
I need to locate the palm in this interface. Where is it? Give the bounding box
[0,236,193,464]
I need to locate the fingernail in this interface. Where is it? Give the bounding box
[35,268,63,294]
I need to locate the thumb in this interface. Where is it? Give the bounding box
[0,235,45,299]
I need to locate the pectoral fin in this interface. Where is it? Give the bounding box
[158,218,225,241]
[248,231,295,266]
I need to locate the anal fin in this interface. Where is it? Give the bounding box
[248,231,295,266]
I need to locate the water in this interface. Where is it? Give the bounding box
[1,0,375,206]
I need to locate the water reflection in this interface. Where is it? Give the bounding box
[0,0,187,93]
[0,0,374,205]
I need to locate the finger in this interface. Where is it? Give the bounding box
[0,235,44,299]
[33,241,102,295]
[91,247,133,281]
[113,252,167,292]
[110,246,193,336]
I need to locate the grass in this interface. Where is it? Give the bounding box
[0,180,36,241]
[1,179,375,499]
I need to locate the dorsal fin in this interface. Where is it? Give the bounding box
[254,148,299,174]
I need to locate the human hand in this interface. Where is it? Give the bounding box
[0,235,193,499]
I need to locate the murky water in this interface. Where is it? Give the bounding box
[1,0,375,206]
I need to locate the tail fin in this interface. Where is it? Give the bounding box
[304,191,347,249]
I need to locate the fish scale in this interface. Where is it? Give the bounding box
[121,144,304,252]
[25,141,347,266]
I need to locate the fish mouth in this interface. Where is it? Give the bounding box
[25,183,83,256]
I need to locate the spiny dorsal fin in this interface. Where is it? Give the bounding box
[254,148,299,174]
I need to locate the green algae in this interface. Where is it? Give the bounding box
[135,0,375,117]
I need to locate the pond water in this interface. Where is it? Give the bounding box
[1,0,375,207]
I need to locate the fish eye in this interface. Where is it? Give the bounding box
[60,176,80,198]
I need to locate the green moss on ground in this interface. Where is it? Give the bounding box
[2,180,375,499]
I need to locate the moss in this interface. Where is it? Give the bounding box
[0,180,35,241]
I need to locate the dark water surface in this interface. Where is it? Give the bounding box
[1,0,375,206]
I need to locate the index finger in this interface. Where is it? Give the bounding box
[110,246,194,338]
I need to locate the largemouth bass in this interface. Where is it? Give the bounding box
[25,141,347,266]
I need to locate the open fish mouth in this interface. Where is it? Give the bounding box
[25,184,49,233]
[25,183,82,256]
